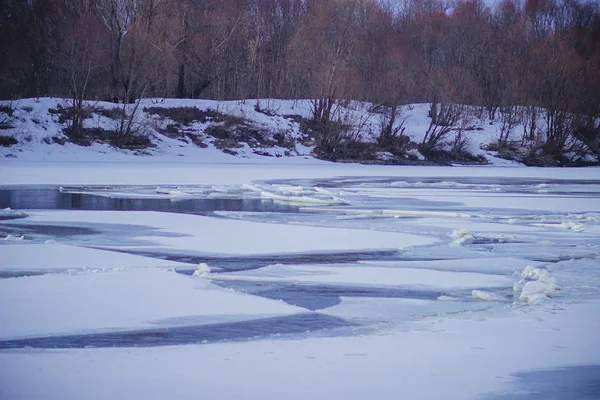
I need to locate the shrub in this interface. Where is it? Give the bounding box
[49,105,94,125]
[144,107,225,125]
[0,105,14,116]
[97,107,126,120]
[0,135,17,147]
[113,134,153,150]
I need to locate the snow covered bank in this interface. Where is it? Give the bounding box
[4,97,595,166]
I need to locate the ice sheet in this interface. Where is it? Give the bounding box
[2,161,600,187]
[213,263,514,290]
[16,210,436,255]
[0,243,194,271]
[1,301,598,400]
[0,268,302,340]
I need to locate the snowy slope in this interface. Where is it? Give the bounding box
[0,97,532,165]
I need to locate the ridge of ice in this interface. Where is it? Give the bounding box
[471,290,507,302]
[450,229,474,246]
[0,208,27,218]
[383,210,472,219]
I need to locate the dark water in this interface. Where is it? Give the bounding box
[0,270,47,278]
[484,365,600,400]
[1,223,98,237]
[118,248,402,272]
[0,186,299,215]
[0,313,354,349]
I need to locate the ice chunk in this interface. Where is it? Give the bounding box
[513,280,525,293]
[3,234,24,241]
[516,265,557,304]
[520,280,557,304]
[472,290,507,302]
[0,207,27,219]
[521,265,554,284]
[193,263,211,277]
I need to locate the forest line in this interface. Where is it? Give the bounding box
[1,0,599,162]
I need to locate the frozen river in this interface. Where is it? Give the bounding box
[1,165,599,399]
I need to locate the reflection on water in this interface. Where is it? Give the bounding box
[0,186,299,215]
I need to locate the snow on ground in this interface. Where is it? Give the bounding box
[0,97,316,163]
[2,97,593,166]
[0,268,303,340]
[2,160,600,187]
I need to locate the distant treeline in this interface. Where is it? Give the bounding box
[1,0,599,115]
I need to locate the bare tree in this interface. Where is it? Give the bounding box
[55,0,108,138]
